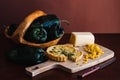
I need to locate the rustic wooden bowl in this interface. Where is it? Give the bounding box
[4,10,64,48]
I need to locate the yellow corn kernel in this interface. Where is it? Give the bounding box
[83,61,88,64]
[92,52,96,55]
[84,54,89,59]
[76,62,81,65]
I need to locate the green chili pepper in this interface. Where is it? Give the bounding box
[6,45,48,65]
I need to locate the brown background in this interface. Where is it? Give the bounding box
[0,0,120,33]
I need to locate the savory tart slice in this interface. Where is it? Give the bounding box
[46,45,83,62]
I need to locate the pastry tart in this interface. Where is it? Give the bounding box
[46,45,83,62]
[4,10,64,48]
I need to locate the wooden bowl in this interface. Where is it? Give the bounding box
[4,10,64,48]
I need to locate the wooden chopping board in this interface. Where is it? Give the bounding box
[25,45,114,77]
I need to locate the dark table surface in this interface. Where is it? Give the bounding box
[0,27,120,80]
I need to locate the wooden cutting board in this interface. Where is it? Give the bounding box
[25,45,114,77]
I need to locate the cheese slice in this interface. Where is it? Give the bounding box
[69,32,95,46]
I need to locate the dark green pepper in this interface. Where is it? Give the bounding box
[6,45,48,65]
[31,27,47,43]
[24,27,47,43]
[41,19,60,28]
[24,14,67,43]
[32,14,59,28]
[48,24,64,41]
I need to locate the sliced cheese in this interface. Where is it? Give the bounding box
[69,32,95,46]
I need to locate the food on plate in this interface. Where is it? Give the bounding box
[46,45,83,62]
[69,32,95,46]
[83,44,104,63]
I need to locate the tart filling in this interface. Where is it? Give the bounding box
[46,45,83,62]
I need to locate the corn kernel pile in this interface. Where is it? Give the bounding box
[83,44,104,63]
